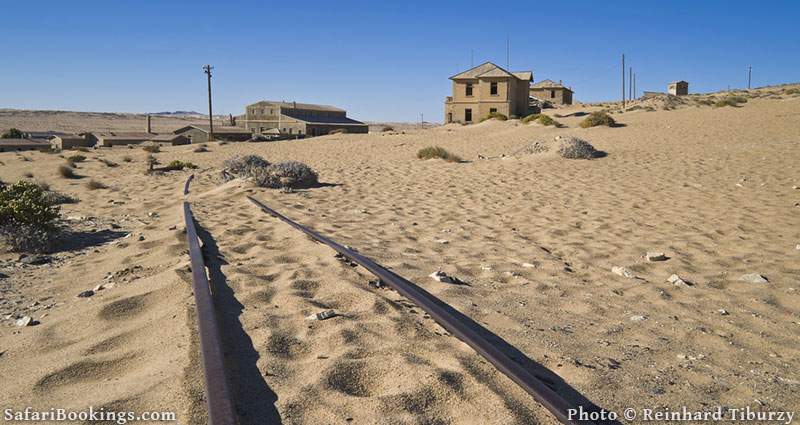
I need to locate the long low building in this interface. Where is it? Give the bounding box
[241,101,368,137]
[85,132,189,147]
[173,125,253,143]
[51,135,94,149]
[0,138,51,152]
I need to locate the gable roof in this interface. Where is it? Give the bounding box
[173,125,252,135]
[450,62,531,81]
[530,79,573,92]
[247,100,345,112]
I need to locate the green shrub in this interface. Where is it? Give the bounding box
[417,146,461,162]
[58,165,79,179]
[522,114,541,124]
[162,160,198,171]
[86,179,108,190]
[481,112,508,122]
[579,111,617,128]
[1,128,23,139]
[537,115,560,126]
[0,181,59,229]
[714,97,746,107]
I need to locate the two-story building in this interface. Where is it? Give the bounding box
[240,101,368,137]
[444,62,532,124]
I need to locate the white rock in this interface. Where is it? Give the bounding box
[15,316,33,327]
[521,262,536,268]
[93,284,105,292]
[306,310,337,321]
[480,266,492,271]
[739,273,768,284]
[718,309,729,316]
[429,271,455,283]
[435,239,449,244]
[612,266,634,278]
[646,252,668,262]
[795,244,800,251]
[667,274,690,287]
[77,290,94,298]
[630,315,647,322]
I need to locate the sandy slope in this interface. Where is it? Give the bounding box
[1,90,799,424]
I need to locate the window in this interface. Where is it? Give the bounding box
[550,90,556,98]
[465,83,473,96]
[489,108,497,114]
[490,82,498,95]
[465,108,472,122]
[447,112,453,123]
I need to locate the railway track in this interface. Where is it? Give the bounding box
[182,175,597,425]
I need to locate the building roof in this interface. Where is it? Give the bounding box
[173,125,252,135]
[450,62,532,81]
[669,80,688,85]
[281,112,366,126]
[24,131,72,140]
[92,132,152,140]
[247,100,345,112]
[147,133,187,141]
[52,135,86,141]
[530,79,573,92]
[0,138,50,147]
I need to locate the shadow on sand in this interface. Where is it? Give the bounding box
[53,229,128,253]
[194,221,283,425]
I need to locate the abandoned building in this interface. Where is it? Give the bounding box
[529,79,574,105]
[669,81,689,96]
[173,125,252,143]
[444,62,532,124]
[240,101,368,137]
[84,132,189,147]
[51,135,95,150]
[0,138,51,152]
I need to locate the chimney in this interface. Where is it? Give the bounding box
[146,115,152,133]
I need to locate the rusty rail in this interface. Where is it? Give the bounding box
[247,196,594,425]
[184,176,238,425]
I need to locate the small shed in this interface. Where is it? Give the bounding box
[52,135,95,150]
[668,81,689,96]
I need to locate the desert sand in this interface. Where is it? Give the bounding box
[1,86,799,424]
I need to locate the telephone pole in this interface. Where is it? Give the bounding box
[622,54,626,107]
[629,67,633,101]
[203,64,214,140]
[633,72,637,100]
[747,66,752,90]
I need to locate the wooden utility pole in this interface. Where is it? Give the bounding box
[747,66,752,89]
[633,72,637,100]
[622,54,626,107]
[203,64,214,140]
[629,67,633,101]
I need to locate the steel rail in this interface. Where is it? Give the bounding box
[247,195,594,425]
[184,176,238,425]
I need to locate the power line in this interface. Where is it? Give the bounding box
[747,66,752,90]
[621,54,626,106]
[203,64,214,139]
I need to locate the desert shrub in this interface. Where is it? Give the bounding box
[23,172,34,178]
[251,161,319,189]
[579,111,617,128]
[66,154,86,166]
[714,97,741,107]
[58,164,79,179]
[417,146,461,162]
[122,155,133,162]
[223,155,270,178]
[162,160,198,171]
[329,128,347,135]
[522,114,541,124]
[20,156,32,162]
[142,145,160,153]
[193,145,209,153]
[785,88,799,95]
[0,180,60,252]
[381,126,395,132]
[557,137,602,159]
[537,115,560,126]
[697,99,714,106]
[1,128,23,139]
[481,112,508,122]
[85,179,108,190]
[98,158,118,167]
[219,141,229,145]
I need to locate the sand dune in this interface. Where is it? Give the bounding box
[1,88,799,423]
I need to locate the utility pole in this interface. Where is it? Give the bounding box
[622,54,626,107]
[629,67,633,101]
[747,66,752,90]
[203,64,214,140]
[633,72,637,99]
[420,113,424,128]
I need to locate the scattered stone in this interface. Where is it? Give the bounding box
[429,271,463,284]
[435,239,449,244]
[739,273,768,284]
[795,244,800,251]
[148,212,159,218]
[306,310,337,321]
[667,274,691,287]
[15,316,34,327]
[606,358,621,370]
[646,252,669,262]
[168,225,177,231]
[521,262,536,268]
[93,284,105,292]
[138,235,145,241]
[612,266,634,278]
[0,272,6,279]
[480,265,492,271]
[77,290,94,298]
[718,309,730,316]
[19,255,52,265]
[629,315,647,322]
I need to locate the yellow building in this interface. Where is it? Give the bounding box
[444,62,532,123]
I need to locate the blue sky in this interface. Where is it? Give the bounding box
[2,0,798,122]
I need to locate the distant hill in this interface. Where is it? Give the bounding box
[151,111,205,117]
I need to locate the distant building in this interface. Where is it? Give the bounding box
[86,132,190,147]
[0,138,51,152]
[529,79,574,105]
[51,135,94,150]
[241,101,368,137]
[668,81,689,96]
[444,62,533,124]
[173,125,252,143]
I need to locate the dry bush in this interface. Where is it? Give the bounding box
[557,137,602,159]
[99,158,118,167]
[417,146,462,162]
[142,145,160,153]
[23,172,34,178]
[73,147,91,152]
[481,112,508,122]
[122,155,133,162]
[162,160,197,171]
[381,126,395,132]
[58,165,79,179]
[223,155,270,178]
[86,179,108,190]
[66,154,86,164]
[579,111,617,128]
[251,161,319,189]
[193,145,209,153]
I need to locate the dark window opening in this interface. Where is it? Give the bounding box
[465,83,473,96]
[489,108,497,114]
[465,108,472,122]
[447,112,453,123]
[490,82,498,95]
[550,90,556,98]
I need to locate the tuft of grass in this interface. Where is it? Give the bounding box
[381,126,395,132]
[480,112,508,122]
[122,155,133,163]
[85,179,108,190]
[57,165,79,179]
[66,154,86,166]
[714,97,747,107]
[785,88,799,95]
[193,145,209,153]
[142,145,160,153]
[162,160,198,172]
[579,111,617,128]
[98,158,118,167]
[522,114,560,126]
[417,146,462,163]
